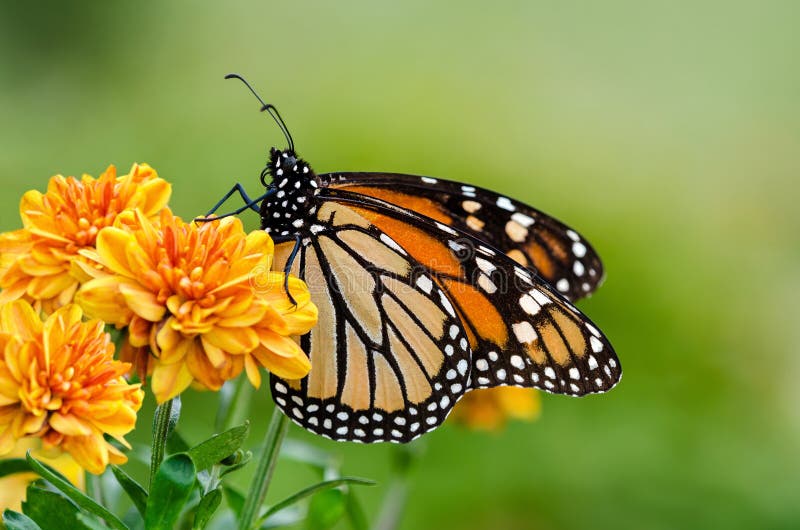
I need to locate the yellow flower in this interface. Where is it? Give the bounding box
[450,387,541,431]
[0,163,171,314]
[0,438,84,512]
[0,301,143,475]
[76,208,317,403]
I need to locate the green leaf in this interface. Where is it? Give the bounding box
[0,458,31,478]
[3,510,42,530]
[111,465,148,518]
[25,452,128,530]
[22,483,82,529]
[22,482,110,530]
[187,422,250,472]
[222,486,245,518]
[258,477,375,527]
[193,488,222,530]
[306,489,345,530]
[77,512,117,530]
[145,453,196,530]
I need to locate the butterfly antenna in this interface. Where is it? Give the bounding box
[225,73,295,153]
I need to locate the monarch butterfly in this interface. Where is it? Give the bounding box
[206,75,621,443]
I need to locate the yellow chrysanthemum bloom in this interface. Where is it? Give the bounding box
[0,164,170,314]
[0,301,143,475]
[76,208,317,403]
[450,387,541,431]
[0,438,84,511]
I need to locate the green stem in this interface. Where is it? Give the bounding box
[238,406,289,530]
[150,399,175,488]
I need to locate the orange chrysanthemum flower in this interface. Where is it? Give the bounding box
[450,387,541,431]
[0,301,143,475]
[75,208,317,403]
[0,164,170,314]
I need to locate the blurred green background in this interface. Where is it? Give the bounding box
[1,1,798,529]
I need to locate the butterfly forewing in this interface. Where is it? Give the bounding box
[320,188,621,397]
[321,172,604,302]
[270,201,471,443]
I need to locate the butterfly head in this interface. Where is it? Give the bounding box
[260,147,321,237]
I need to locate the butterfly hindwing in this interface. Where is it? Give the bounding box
[322,172,604,302]
[320,188,621,397]
[269,201,471,443]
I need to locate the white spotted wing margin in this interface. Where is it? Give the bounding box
[320,171,605,302]
[270,201,472,443]
[320,188,622,397]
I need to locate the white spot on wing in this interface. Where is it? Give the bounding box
[496,196,515,211]
[530,289,551,306]
[478,274,498,294]
[416,275,433,294]
[380,233,406,255]
[439,291,456,317]
[462,200,481,213]
[519,294,541,315]
[512,321,537,344]
[505,220,528,242]
[475,256,496,273]
[511,212,535,227]
[421,177,437,184]
[435,222,457,235]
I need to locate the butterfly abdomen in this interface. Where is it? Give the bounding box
[261,148,321,238]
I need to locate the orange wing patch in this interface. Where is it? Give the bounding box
[526,241,556,280]
[343,187,452,225]
[348,206,464,277]
[441,278,508,349]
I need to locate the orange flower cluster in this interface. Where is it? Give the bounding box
[0,301,143,474]
[450,387,541,431]
[0,163,318,474]
[76,209,317,402]
[0,164,170,314]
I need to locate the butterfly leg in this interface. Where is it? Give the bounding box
[280,234,303,307]
[194,184,273,223]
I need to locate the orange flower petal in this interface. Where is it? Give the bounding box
[75,277,133,326]
[118,282,167,322]
[62,433,107,475]
[49,413,93,436]
[203,326,260,355]
[244,354,262,388]
[0,300,43,340]
[151,361,194,403]
[253,329,311,380]
[95,228,137,277]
